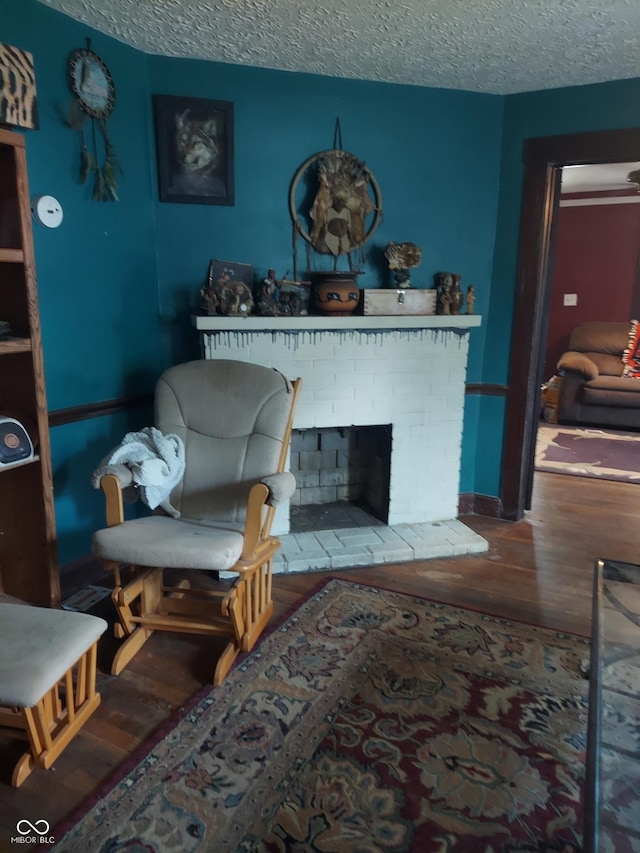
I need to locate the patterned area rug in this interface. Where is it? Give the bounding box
[52,579,590,852]
[535,424,640,483]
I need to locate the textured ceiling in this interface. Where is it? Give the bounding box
[39,0,640,95]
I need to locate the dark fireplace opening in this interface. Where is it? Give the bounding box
[289,425,391,533]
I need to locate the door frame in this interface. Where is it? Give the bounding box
[500,127,640,520]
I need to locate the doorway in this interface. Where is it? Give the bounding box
[500,127,640,520]
[543,162,640,383]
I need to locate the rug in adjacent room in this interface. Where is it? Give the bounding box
[535,423,640,483]
[51,578,590,852]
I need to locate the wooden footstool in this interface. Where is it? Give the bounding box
[0,603,107,786]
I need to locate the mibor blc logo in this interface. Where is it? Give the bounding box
[11,819,55,845]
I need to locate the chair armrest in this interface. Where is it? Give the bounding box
[91,466,136,528]
[557,351,599,380]
[261,471,296,506]
[240,474,296,560]
[241,482,271,559]
[91,463,135,492]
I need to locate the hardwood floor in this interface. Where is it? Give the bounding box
[1,469,638,842]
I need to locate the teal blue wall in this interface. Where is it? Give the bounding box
[3,0,161,562]
[49,408,153,562]
[146,57,503,367]
[5,0,640,563]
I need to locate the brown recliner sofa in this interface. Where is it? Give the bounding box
[556,321,640,429]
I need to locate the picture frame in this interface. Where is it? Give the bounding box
[201,259,254,317]
[0,43,38,129]
[152,94,234,205]
[207,259,253,290]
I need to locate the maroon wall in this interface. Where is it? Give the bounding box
[544,198,640,379]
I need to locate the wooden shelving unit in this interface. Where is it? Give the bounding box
[0,126,59,607]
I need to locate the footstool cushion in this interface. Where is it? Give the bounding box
[0,604,107,707]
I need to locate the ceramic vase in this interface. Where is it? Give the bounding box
[311,272,360,316]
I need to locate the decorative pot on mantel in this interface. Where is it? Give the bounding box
[310,271,360,316]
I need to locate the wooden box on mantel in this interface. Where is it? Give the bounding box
[360,288,437,316]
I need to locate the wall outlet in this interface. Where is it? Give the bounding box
[563,293,578,307]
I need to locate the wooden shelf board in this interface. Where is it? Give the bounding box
[0,248,24,263]
[0,337,32,354]
[0,454,39,473]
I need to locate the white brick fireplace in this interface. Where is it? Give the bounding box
[195,314,487,572]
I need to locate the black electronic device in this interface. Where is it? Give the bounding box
[0,417,34,466]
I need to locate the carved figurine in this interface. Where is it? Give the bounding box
[436,272,453,314]
[438,283,452,315]
[450,274,463,315]
[256,268,281,316]
[466,285,476,315]
[200,285,218,316]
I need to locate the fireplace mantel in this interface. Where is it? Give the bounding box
[194,314,481,332]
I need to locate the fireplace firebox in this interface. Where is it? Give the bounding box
[289,425,391,529]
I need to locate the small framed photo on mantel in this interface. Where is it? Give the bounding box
[153,94,234,205]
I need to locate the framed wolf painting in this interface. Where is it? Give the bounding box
[153,94,234,205]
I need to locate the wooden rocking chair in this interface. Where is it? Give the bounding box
[92,359,301,685]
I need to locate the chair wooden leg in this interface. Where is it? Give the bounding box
[111,567,164,674]
[111,626,154,675]
[213,641,240,686]
[111,584,137,638]
[11,752,36,787]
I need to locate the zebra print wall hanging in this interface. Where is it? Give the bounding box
[0,43,38,130]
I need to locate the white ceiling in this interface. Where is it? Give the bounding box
[38,0,640,96]
[562,162,640,193]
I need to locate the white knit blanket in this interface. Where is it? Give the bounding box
[93,427,185,517]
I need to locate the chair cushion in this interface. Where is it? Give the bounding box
[588,352,626,377]
[569,321,629,355]
[582,375,640,407]
[155,360,294,522]
[0,605,107,708]
[92,515,245,572]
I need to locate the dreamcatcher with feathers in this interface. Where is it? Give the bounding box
[66,40,123,201]
[288,119,383,279]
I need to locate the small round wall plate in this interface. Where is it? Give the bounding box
[67,48,115,119]
[32,195,64,229]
